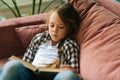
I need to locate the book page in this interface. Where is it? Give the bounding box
[9,55,63,73]
[9,55,37,71]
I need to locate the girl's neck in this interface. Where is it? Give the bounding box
[52,40,58,46]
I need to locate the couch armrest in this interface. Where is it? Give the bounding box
[0,13,47,28]
[0,13,47,59]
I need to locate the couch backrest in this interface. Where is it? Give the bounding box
[68,0,120,80]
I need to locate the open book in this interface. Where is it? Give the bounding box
[9,55,63,73]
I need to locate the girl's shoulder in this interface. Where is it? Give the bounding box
[61,38,80,54]
[63,38,79,48]
[31,31,51,44]
[64,38,78,44]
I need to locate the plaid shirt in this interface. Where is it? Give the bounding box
[23,31,80,71]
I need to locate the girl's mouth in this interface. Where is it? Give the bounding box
[52,34,58,37]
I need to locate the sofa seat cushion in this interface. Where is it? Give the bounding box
[15,24,47,49]
[68,0,120,80]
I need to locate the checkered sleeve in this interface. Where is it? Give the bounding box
[23,33,44,63]
[62,39,80,71]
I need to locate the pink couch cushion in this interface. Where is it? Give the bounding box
[68,0,120,80]
[95,0,120,17]
[15,24,47,48]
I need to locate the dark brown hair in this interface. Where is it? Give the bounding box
[47,3,80,38]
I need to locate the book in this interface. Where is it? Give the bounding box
[9,55,63,73]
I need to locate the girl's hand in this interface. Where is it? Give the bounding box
[60,65,78,75]
[60,65,74,70]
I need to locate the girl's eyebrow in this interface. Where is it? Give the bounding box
[49,22,64,26]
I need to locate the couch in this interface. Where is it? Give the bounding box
[0,0,120,80]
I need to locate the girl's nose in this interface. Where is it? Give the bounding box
[53,26,58,32]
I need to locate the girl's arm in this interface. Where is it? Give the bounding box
[23,32,44,63]
[61,39,80,73]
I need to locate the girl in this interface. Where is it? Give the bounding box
[0,3,81,80]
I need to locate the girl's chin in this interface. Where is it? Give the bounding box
[51,38,59,42]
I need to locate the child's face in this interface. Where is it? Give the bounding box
[48,12,68,44]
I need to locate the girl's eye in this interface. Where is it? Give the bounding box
[49,24,54,27]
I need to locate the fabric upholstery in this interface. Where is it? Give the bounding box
[0,13,47,28]
[0,0,120,80]
[68,0,120,80]
[15,24,47,48]
[95,0,120,17]
[0,13,47,67]
[0,13,47,59]
[0,25,25,59]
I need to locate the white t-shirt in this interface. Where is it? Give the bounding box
[32,40,59,67]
